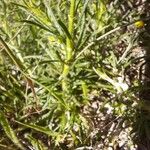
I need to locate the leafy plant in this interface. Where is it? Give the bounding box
[0,0,145,149]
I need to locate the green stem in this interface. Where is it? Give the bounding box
[62,0,76,91]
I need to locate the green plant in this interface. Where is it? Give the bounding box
[0,0,143,149]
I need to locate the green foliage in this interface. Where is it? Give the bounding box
[0,0,144,149]
[0,111,25,150]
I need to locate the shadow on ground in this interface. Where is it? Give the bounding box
[134,5,150,149]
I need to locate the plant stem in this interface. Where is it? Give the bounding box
[62,0,75,91]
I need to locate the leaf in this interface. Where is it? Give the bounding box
[76,0,89,48]
[81,81,88,103]
[0,111,25,150]
[44,0,63,36]
[58,19,73,41]
[93,67,122,93]
[15,1,52,30]
[20,20,54,33]
[11,2,27,9]
[25,134,48,150]
[15,120,59,137]
[0,36,25,70]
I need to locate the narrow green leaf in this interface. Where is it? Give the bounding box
[76,0,89,48]
[20,20,54,33]
[0,36,25,70]
[25,134,48,150]
[0,111,25,150]
[76,13,86,49]
[58,19,73,41]
[44,0,63,36]
[16,0,52,30]
[11,2,27,9]
[15,120,59,137]
[81,81,88,103]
